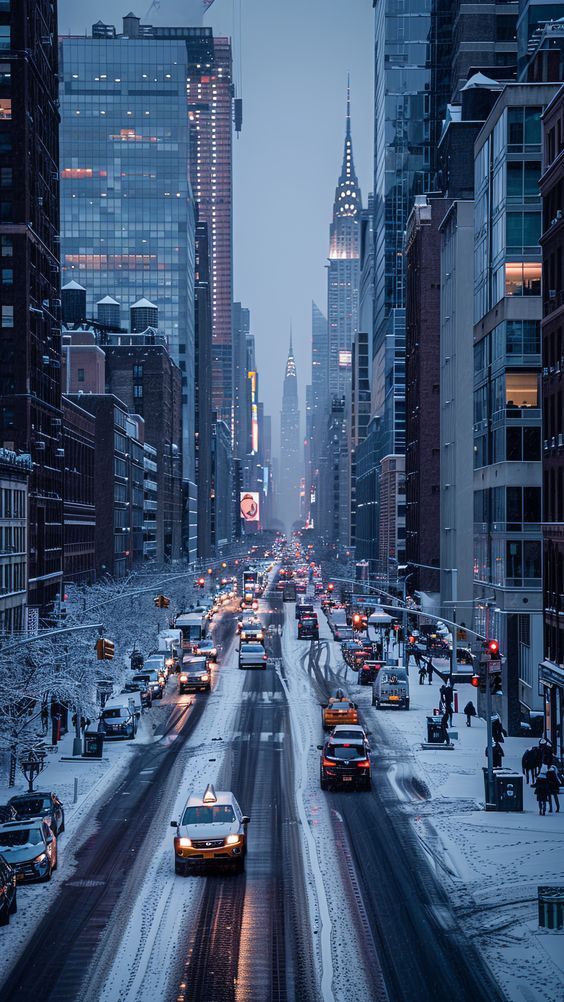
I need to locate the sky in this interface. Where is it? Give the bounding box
[59,0,375,450]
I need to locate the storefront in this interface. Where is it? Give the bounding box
[539,660,564,764]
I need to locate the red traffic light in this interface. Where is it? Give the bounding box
[487,639,499,656]
[471,674,480,688]
[198,577,205,587]
[327,583,334,592]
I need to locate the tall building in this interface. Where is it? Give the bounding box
[539,84,564,761]
[195,221,213,559]
[59,16,196,483]
[472,83,558,732]
[0,450,31,635]
[62,397,96,585]
[185,29,235,430]
[279,338,301,530]
[233,302,251,457]
[328,87,362,398]
[0,0,63,621]
[405,196,450,599]
[350,332,371,547]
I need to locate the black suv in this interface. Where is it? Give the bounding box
[318,738,371,791]
[298,615,319,640]
[123,678,153,708]
[8,791,65,836]
[0,854,17,926]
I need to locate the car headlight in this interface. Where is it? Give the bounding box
[33,853,48,865]
[179,674,188,682]
[201,674,209,682]
[176,837,192,848]
[225,834,241,846]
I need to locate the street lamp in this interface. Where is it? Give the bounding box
[20,748,46,792]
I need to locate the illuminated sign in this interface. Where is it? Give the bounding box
[338,350,352,368]
[240,492,260,522]
[248,371,259,453]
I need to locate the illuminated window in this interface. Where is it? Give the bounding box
[505,262,541,297]
[1,305,13,327]
[0,98,11,121]
[505,372,538,408]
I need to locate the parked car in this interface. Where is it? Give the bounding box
[133,669,163,700]
[123,677,153,709]
[238,642,268,670]
[8,792,65,837]
[0,854,17,924]
[0,806,17,825]
[98,701,137,739]
[0,820,57,883]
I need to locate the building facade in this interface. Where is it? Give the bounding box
[539,84,564,760]
[59,17,196,481]
[350,332,371,548]
[0,450,30,635]
[473,83,558,732]
[62,397,96,585]
[0,0,63,621]
[405,196,450,598]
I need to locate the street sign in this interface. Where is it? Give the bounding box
[488,660,502,675]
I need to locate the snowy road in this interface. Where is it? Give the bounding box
[0,590,519,1002]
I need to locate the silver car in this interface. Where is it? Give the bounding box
[0,820,57,883]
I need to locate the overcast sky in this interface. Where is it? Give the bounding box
[59,0,374,451]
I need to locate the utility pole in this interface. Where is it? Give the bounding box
[485,668,494,806]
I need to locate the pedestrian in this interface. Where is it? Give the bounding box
[464,700,476,727]
[546,765,561,813]
[443,684,454,726]
[534,768,549,816]
[427,659,433,685]
[492,715,506,744]
[418,662,426,686]
[522,748,535,784]
[440,710,450,745]
[492,741,504,769]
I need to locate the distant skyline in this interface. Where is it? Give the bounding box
[59,0,374,451]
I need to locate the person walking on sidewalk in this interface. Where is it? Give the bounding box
[464,700,476,727]
[440,710,450,745]
[426,659,434,685]
[546,765,561,813]
[492,741,504,769]
[418,662,427,685]
[534,768,549,815]
[441,684,454,726]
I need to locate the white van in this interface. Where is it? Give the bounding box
[372,666,409,710]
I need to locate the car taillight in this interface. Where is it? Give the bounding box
[263,654,267,661]
[356,759,370,768]
[322,758,335,768]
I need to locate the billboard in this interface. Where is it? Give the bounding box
[240,491,260,522]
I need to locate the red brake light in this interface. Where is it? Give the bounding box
[356,759,370,768]
[322,758,335,768]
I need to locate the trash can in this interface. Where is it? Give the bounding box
[83,731,104,758]
[495,770,523,812]
[538,886,564,930]
[426,715,444,744]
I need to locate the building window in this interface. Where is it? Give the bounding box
[1,268,12,284]
[0,99,10,121]
[133,364,143,379]
[505,372,539,409]
[0,166,11,186]
[77,368,85,383]
[133,384,143,399]
[1,235,12,256]
[505,262,541,297]
[0,201,11,222]
[0,27,10,50]
[1,305,13,327]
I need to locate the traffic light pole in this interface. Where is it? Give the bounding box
[485,669,495,807]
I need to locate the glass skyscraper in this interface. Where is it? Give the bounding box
[59,21,196,478]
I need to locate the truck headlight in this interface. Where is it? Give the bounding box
[225,834,241,846]
[179,675,188,682]
[176,837,192,848]
[201,674,209,682]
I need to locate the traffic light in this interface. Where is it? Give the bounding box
[352,612,362,628]
[471,673,480,688]
[487,639,500,657]
[96,638,115,660]
[408,635,416,645]
[198,577,205,588]
[153,594,170,609]
[327,583,334,593]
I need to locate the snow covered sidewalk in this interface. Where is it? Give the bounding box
[321,612,564,1002]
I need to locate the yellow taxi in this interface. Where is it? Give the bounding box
[171,784,250,874]
[321,689,359,731]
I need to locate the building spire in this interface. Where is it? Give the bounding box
[289,323,293,357]
[332,77,361,221]
[346,73,351,139]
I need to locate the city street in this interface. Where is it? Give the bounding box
[0,587,508,1002]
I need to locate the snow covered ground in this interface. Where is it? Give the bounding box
[318,610,564,1002]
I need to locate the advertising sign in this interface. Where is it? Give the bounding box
[240,492,260,522]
